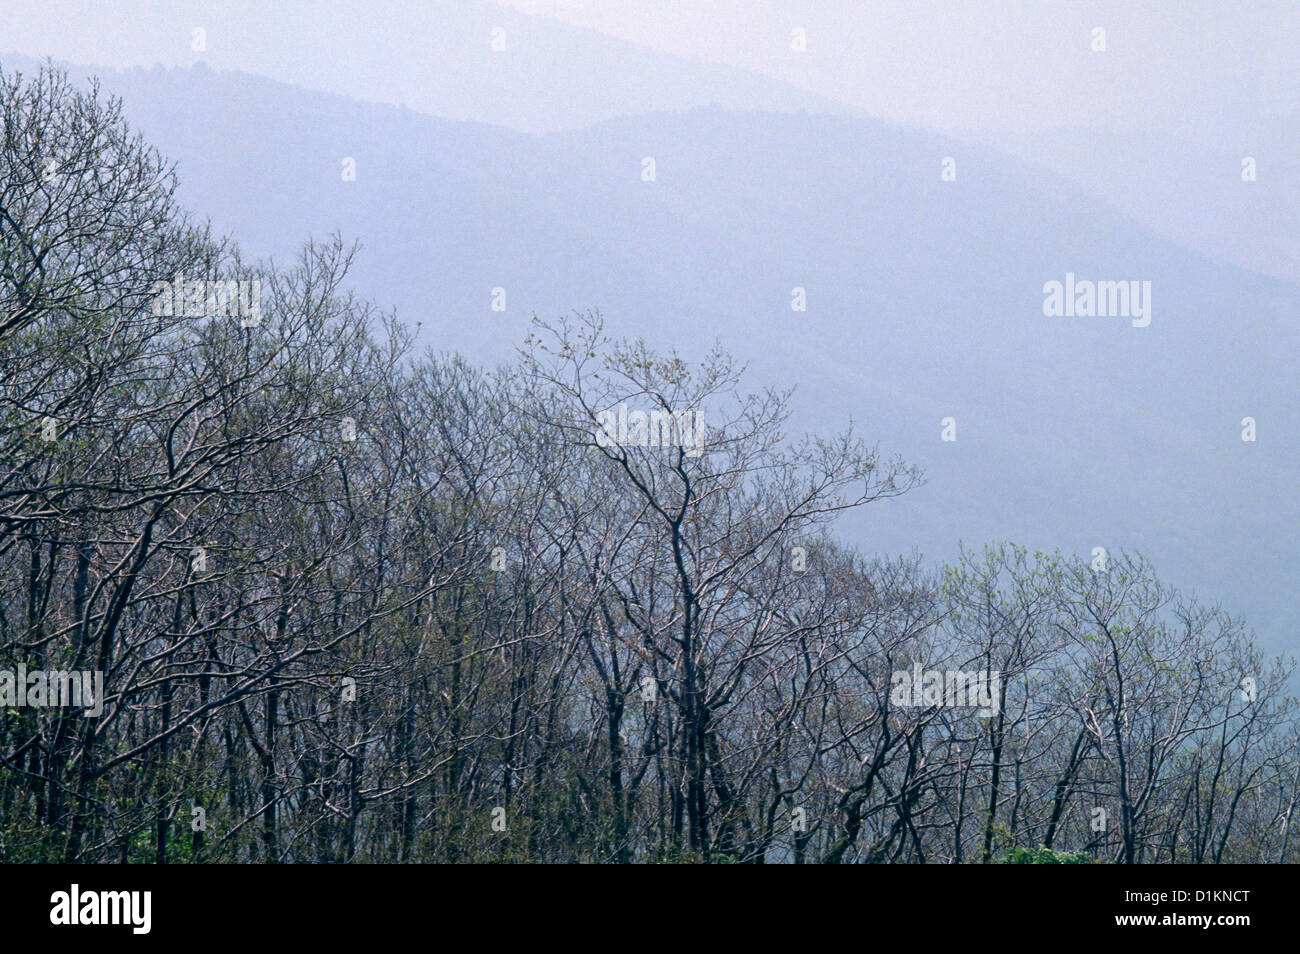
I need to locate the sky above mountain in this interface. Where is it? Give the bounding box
[3,1,1293,135]
[4,1,1295,281]
[498,0,1297,138]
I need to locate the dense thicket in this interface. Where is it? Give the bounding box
[2,67,1296,863]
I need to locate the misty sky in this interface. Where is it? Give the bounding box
[502,0,1298,135]
[3,0,1295,138]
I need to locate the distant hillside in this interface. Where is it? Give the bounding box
[0,0,853,134]
[961,122,1300,283]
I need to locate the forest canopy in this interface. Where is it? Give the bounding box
[2,65,1296,864]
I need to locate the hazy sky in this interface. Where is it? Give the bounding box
[501,0,1298,133]
[2,0,1294,136]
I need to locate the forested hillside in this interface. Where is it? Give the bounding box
[14,52,1294,656]
[2,67,1296,864]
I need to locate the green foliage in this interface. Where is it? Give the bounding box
[1004,846,1094,864]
